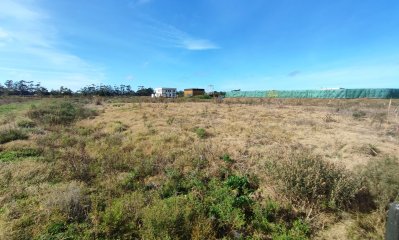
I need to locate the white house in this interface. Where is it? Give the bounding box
[154,88,177,98]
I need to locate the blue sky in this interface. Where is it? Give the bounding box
[0,0,398,91]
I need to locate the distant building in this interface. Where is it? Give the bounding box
[154,88,177,98]
[184,88,205,97]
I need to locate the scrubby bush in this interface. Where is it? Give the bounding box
[141,195,198,240]
[206,180,247,229]
[59,147,93,182]
[266,152,363,211]
[44,181,90,222]
[0,128,28,144]
[27,101,96,126]
[99,192,145,239]
[360,157,399,206]
[17,119,36,128]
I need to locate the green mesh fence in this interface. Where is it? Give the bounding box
[226,89,399,99]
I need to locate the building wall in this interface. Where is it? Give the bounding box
[154,88,177,98]
[184,89,205,97]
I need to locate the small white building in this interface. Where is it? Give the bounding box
[154,88,177,98]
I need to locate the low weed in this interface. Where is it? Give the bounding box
[195,127,207,139]
[371,112,387,128]
[323,114,337,123]
[352,110,367,120]
[0,128,28,144]
[0,148,42,162]
[360,144,380,156]
[166,116,175,125]
[221,154,234,163]
[113,121,128,133]
[17,119,36,128]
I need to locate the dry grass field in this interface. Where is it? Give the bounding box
[0,97,398,239]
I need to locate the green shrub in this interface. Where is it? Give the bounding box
[221,154,234,163]
[160,172,187,198]
[205,176,258,231]
[272,219,310,240]
[0,128,28,144]
[121,170,149,191]
[27,101,96,126]
[267,152,363,210]
[195,128,207,139]
[113,121,128,133]
[100,192,145,239]
[206,181,247,229]
[141,195,197,240]
[17,119,36,128]
[37,222,89,240]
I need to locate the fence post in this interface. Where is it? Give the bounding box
[386,202,399,240]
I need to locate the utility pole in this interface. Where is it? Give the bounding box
[208,84,214,96]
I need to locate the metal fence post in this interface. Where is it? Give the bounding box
[386,202,399,240]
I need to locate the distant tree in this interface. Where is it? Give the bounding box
[125,85,134,95]
[59,86,73,96]
[177,91,184,97]
[34,82,49,96]
[136,87,154,96]
[0,83,4,95]
[15,80,30,95]
[5,80,13,90]
[1,81,153,97]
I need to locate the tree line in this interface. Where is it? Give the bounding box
[0,80,154,96]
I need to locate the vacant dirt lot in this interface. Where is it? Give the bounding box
[81,100,399,170]
[1,97,398,239]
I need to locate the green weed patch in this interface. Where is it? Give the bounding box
[0,148,42,162]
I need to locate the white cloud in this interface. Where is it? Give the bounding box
[0,28,9,39]
[182,39,219,50]
[0,0,104,90]
[136,16,219,51]
[0,0,44,20]
[126,75,135,81]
